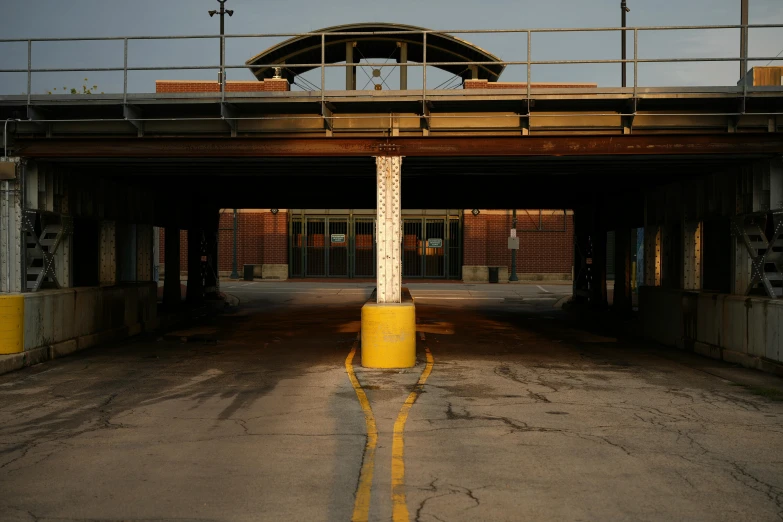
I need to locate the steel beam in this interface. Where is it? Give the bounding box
[123,105,144,137]
[220,103,238,137]
[14,134,783,159]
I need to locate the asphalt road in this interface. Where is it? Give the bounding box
[1,282,782,521]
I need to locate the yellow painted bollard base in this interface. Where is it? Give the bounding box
[0,295,24,354]
[361,301,416,368]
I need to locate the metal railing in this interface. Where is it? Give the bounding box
[0,24,782,120]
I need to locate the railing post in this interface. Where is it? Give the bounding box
[740,0,749,82]
[123,38,128,104]
[741,20,749,100]
[221,35,226,102]
[633,28,638,99]
[526,31,532,106]
[321,33,325,105]
[422,32,427,106]
[26,40,31,106]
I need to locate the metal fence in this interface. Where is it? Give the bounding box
[1,24,782,118]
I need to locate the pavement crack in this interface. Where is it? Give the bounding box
[727,462,783,514]
[493,364,554,403]
[445,401,558,435]
[414,478,485,522]
[233,418,249,435]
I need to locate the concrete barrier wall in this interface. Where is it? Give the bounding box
[640,287,783,374]
[0,283,158,374]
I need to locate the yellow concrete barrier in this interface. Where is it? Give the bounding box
[361,301,416,368]
[0,295,24,355]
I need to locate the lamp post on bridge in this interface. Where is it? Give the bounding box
[209,0,234,87]
[740,0,749,80]
[621,1,630,88]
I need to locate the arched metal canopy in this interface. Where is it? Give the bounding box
[245,23,506,84]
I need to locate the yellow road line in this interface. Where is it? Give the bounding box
[392,345,434,522]
[346,341,378,522]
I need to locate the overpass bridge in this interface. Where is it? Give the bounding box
[1,22,783,371]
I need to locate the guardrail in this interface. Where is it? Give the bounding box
[0,24,781,117]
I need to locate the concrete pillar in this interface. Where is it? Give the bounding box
[613,228,632,312]
[186,227,204,303]
[572,207,592,303]
[376,156,402,303]
[0,161,23,293]
[204,215,219,299]
[590,226,608,309]
[163,227,181,308]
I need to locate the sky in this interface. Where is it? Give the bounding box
[0,0,781,95]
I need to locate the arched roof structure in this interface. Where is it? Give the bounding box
[245,23,505,84]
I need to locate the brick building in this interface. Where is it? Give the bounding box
[159,209,573,282]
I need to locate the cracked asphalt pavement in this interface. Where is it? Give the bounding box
[1,282,783,521]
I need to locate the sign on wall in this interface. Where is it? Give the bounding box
[331,234,346,244]
[427,238,443,248]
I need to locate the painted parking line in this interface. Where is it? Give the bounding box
[345,342,378,522]
[391,345,434,522]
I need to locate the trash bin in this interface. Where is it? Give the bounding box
[243,264,255,281]
[488,266,499,283]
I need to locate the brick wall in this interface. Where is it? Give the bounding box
[161,209,572,277]
[155,79,290,93]
[158,229,189,270]
[464,79,597,90]
[160,210,288,274]
[463,210,574,274]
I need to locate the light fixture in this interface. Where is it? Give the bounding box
[270,208,279,215]
[471,209,480,216]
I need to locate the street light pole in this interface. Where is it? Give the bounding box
[740,0,749,81]
[209,0,234,87]
[621,1,630,88]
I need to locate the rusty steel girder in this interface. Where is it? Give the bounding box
[13,134,783,158]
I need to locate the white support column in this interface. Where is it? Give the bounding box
[683,221,702,290]
[153,226,160,283]
[136,224,152,282]
[644,226,661,287]
[0,160,23,293]
[376,156,402,303]
[54,230,71,289]
[99,221,116,286]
